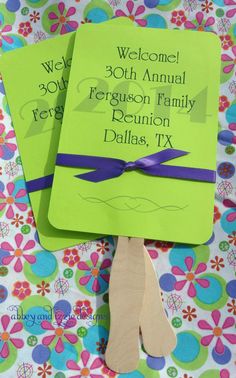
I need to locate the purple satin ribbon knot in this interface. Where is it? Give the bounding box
[56,149,216,184]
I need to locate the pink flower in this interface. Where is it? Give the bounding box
[198,310,236,354]
[172,256,209,297]
[18,22,32,37]
[77,252,111,293]
[224,0,236,18]
[184,12,215,31]
[48,2,78,34]
[1,233,36,272]
[41,311,78,353]
[220,35,234,50]
[0,181,28,219]
[0,315,24,358]
[67,350,103,378]
[0,123,17,160]
[171,10,186,26]
[0,24,13,48]
[115,1,147,27]
[222,46,236,74]
[12,281,31,300]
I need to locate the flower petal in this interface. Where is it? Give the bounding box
[55,337,64,353]
[14,257,23,272]
[0,203,6,210]
[196,12,204,25]
[60,24,67,35]
[58,2,65,15]
[41,320,55,330]
[185,256,194,271]
[215,337,224,354]
[212,310,221,326]
[198,320,213,330]
[23,254,36,264]
[135,5,145,16]
[201,334,214,346]
[15,203,27,211]
[5,142,16,151]
[90,357,103,370]
[10,337,24,349]
[204,17,215,27]
[222,316,235,329]
[42,334,56,346]
[187,282,196,297]
[10,321,23,334]
[1,241,14,251]
[1,315,10,331]
[135,19,147,27]
[195,278,209,288]
[184,21,197,29]
[175,280,187,290]
[100,274,110,283]
[223,64,234,74]
[5,130,15,139]
[221,54,233,62]
[23,240,35,251]
[115,10,127,17]
[91,252,99,267]
[171,266,185,275]
[15,233,23,247]
[6,205,14,219]
[66,21,78,30]
[15,189,27,199]
[66,360,80,370]
[222,333,236,344]
[7,182,14,195]
[0,124,5,135]
[92,278,101,292]
[64,333,78,344]
[0,342,9,358]
[100,259,111,270]
[81,350,90,366]
[2,255,15,265]
[194,262,207,274]
[50,23,60,33]
[64,317,77,329]
[3,35,14,44]
[66,6,76,17]
[48,11,58,20]
[79,275,91,286]
[127,0,134,14]
[77,261,90,271]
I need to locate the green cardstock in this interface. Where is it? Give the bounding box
[49,26,221,244]
[0,18,132,251]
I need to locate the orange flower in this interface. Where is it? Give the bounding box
[213,206,221,223]
[182,306,197,321]
[210,256,225,271]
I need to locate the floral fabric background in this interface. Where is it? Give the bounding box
[0,0,235,377]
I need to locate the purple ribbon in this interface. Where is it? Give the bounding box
[56,149,216,183]
[26,174,54,193]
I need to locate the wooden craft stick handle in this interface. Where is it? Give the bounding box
[140,246,177,356]
[105,237,146,373]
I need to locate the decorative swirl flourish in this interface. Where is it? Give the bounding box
[78,193,188,213]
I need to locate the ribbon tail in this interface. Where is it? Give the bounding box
[26,174,54,193]
[143,165,216,183]
[75,168,123,183]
